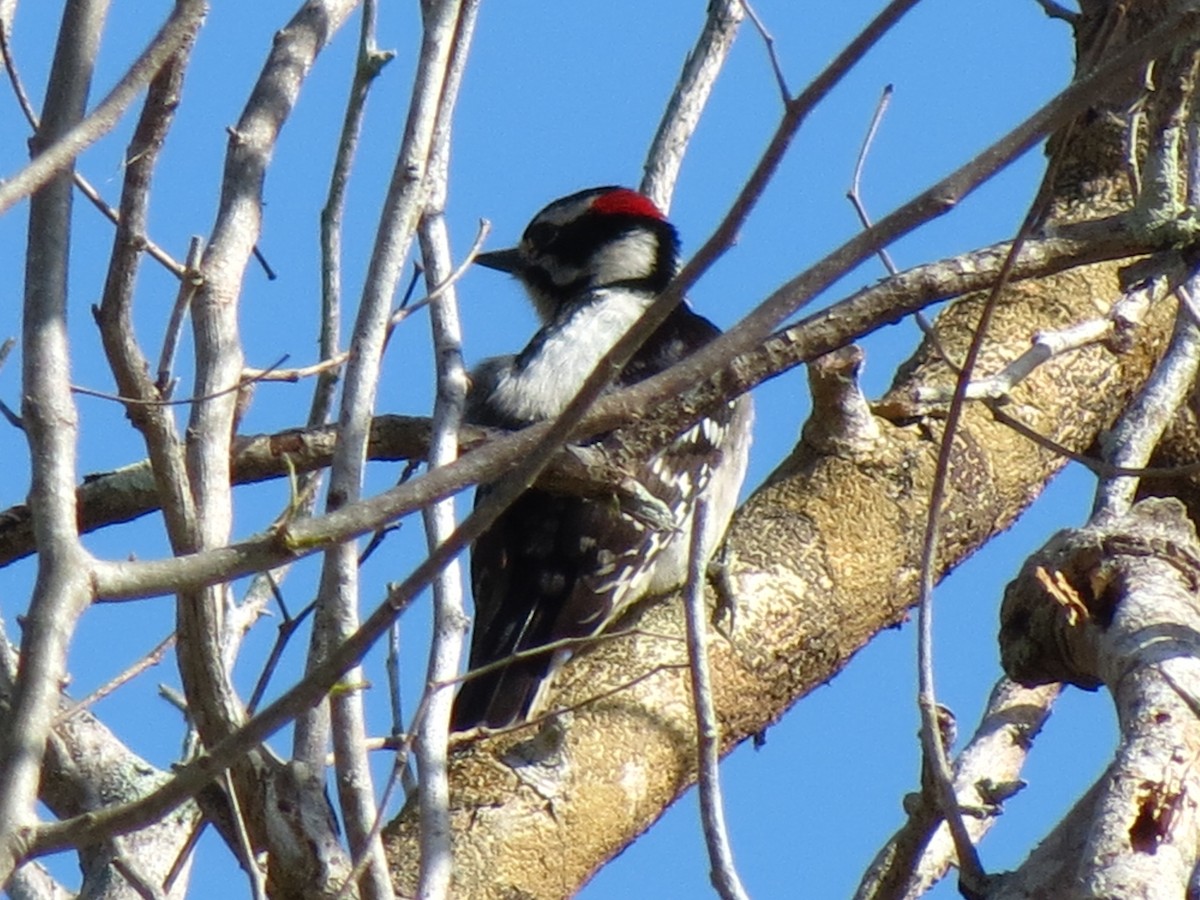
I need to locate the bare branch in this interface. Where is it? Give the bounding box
[684,499,750,900]
[0,0,111,881]
[741,0,789,101]
[155,237,205,393]
[406,5,482,897]
[0,13,185,276]
[73,354,289,407]
[0,220,1169,572]
[641,0,744,209]
[1093,282,1200,518]
[848,84,898,275]
[246,597,315,715]
[386,219,490,332]
[32,231,1167,597]
[912,280,1158,407]
[54,632,176,726]
[855,680,1059,899]
[180,0,362,761]
[998,499,1200,896]
[0,0,207,216]
[242,354,349,383]
[7,860,73,900]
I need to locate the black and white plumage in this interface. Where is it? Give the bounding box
[451,187,753,731]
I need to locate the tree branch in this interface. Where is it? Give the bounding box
[0,0,111,882]
[0,0,207,216]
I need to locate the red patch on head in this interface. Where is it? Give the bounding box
[591,188,665,220]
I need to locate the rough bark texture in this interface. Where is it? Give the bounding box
[996,498,1200,897]
[381,4,1191,897]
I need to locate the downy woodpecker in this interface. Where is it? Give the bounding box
[451,186,752,730]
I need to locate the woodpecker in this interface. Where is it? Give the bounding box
[451,186,753,731]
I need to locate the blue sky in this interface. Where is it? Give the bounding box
[0,2,1110,898]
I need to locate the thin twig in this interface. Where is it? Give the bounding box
[341,626,692,756]
[988,404,1200,480]
[684,499,751,900]
[483,663,691,742]
[914,283,1155,406]
[0,399,22,431]
[223,770,266,900]
[0,20,185,277]
[157,684,189,716]
[846,83,951,360]
[386,219,490,332]
[314,0,392,439]
[251,244,276,281]
[246,601,315,715]
[155,237,205,393]
[73,354,289,407]
[242,353,348,382]
[71,172,185,275]
[912,120,1076,900]
[849,84,898,275]
[741,0,789,101]
[855,680,1059,898]
[162,821,205,896]
[385,621,417,797]
[0,1,208,216]
[0,17,40,126]
[111,842,166,900]
[387,625,404,741]
[54,632,176,725]
[923,319,1111,403]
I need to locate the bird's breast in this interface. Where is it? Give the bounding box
[486,289,653,423]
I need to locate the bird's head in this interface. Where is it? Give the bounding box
[475,186,681,322]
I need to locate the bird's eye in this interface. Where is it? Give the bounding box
[524,222,557,252]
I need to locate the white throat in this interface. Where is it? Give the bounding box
[486,288,653,423]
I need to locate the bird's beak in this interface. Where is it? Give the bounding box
[474,247,522,274]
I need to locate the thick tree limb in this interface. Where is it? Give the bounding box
[0,227,1169,571]
[997,498,1200,897]
[379,248,1175,896]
